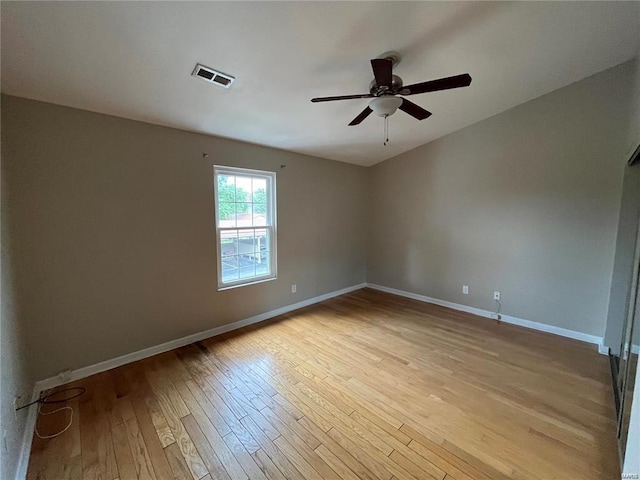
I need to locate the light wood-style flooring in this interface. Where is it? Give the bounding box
[27,288,619,480]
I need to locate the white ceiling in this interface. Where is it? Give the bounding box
[2,2,640,167]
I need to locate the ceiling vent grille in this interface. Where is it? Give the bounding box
[192,64,235,88]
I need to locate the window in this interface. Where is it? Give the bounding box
[214,165,277,289]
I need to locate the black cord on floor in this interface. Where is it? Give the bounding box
[15,387,86,411]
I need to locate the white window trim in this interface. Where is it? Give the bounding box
[213,165,277,290]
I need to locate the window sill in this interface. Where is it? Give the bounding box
[217,276,277,291]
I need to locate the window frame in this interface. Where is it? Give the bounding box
[213,165,277,290]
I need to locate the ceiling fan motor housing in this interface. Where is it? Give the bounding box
[370,75,403,95]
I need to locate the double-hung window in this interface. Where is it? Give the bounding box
[214,166,277,289]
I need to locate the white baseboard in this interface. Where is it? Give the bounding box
[16,282,366,480]
[34,282,366,393]
[366,283,605,351]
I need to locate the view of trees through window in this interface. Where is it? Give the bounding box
[217,175,267,221]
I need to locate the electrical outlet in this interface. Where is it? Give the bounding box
[462,285,469,295]
[494,291,501,301]
[291,284,297,294]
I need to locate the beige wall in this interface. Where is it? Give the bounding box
[368,60,636,337]
[1,95,368,381]
[1,104,34,480]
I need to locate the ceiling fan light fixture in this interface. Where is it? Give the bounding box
[369,96,402,117]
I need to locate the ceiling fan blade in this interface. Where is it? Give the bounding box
[401,73,472,95]
[348,107,373,126]
[399,99,432,120]
[371,58,393,89]
[311,94,373,103]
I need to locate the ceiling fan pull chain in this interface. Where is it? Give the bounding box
[383,115,389,146]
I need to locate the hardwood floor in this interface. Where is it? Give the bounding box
[27,288,620,480]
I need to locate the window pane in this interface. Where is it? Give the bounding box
[236,203,252,226]
[252,178,267,205]
[254,229,270,254]
[237,229,257,255]
[218,202,236,227]
[221,255,239,282]
[238,256,257,279]
[218,175,236,202]
[256,251,271,277]
[234,176,251,203]
[254,228,270,277]
[252,197,266,223]
[220,231,238,257]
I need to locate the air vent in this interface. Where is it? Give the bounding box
[192,63,235,89]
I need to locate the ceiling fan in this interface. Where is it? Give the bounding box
[311,52,472,127]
